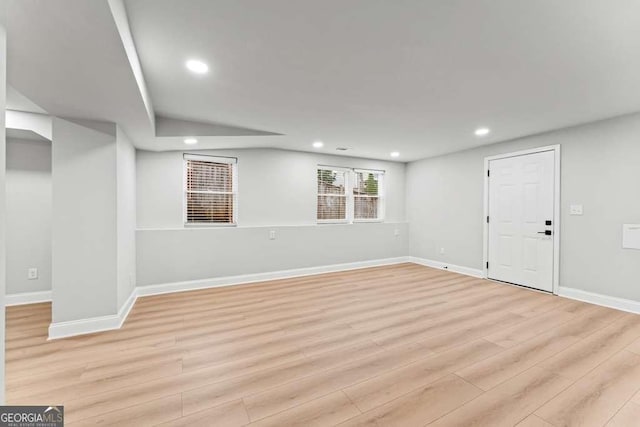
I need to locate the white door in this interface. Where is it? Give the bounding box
[487,150,555,292]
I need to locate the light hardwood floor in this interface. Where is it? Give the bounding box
[6,264,640,426]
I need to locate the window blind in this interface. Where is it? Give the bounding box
[353,170,382,220]
[317,168,347,221]
[184,155,237,224]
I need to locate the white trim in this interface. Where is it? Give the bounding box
[48,314,121,340]
[316,167,385,224]
[48,258,409,339]
[408,259,640,315]
[483,145,561,162]
[48,288,138,340]
[558,287,640,315]
[354,168,385,174]
[317,165,353,173]
[183,153,237,163]
[137,221,409,231]
[184,222,238,228]
[317,219,350,225]
[118,287,138,326]
[183,154,238,226]
[483,144,561,294]
[136,257,411,297]
[5,290,52,306]
[43,259,640,340]
[406,257,484,278]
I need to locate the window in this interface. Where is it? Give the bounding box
[184,154,237,225]
[317,166,384,223]
[317,168,348,221]
[353,169,383,220]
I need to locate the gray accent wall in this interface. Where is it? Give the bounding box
[406,113,640,302]
[136,148,408,286]
[6,138,51,294]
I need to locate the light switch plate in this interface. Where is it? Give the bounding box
[622,224,640,250]
[570,205,583,215]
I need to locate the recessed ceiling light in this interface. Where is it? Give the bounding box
[475,127,490,137]
[390,151,400,158]
[186,60,209,74]
[184,138,198,145]
[313,141,324,148]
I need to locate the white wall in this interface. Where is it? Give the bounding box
[406,113,640,302]
[137,148,406,228]
[137,223,408,286]
[6,138,51,295]
[136,148,408,286]
[116,126,136,309]
[0,3,7,403]
[51,118,118,323]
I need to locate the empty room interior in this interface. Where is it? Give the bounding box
[1,0,640,426]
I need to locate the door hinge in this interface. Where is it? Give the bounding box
[486,261,489,269]
[487,169,490,177]
[486,216,490,223]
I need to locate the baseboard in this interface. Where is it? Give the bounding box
[47,258,409,339]
[558,287,640,315]
[407,257,484,278]
[5,290,52,306]
[136,257,411,297]
[48,288,138,340]
[118,287,138,327]
[44,256,479,339]
[43,259,639,339]
[407,258,640,314]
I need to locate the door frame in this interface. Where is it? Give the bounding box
[482,145,561,294]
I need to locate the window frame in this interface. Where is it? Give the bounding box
[316,166,385,224]
[352,168,385,223]
[183,154,238,227]
[316,166,351,224]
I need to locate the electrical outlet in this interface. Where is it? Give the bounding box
[440,247,445,255]
[570,204,583,215]
[269,230,276,240]
[28,268,38,280]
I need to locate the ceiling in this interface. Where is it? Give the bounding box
[6,85,48,114]
[6,0,640,161]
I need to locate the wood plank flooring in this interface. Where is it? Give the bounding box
[6,263,640,426]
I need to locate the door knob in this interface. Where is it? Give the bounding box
[537,230,552,236]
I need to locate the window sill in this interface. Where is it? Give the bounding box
[137,222,405,232]
[317,220,350,225]
[184,223,238,228]
[317,220,385,225]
